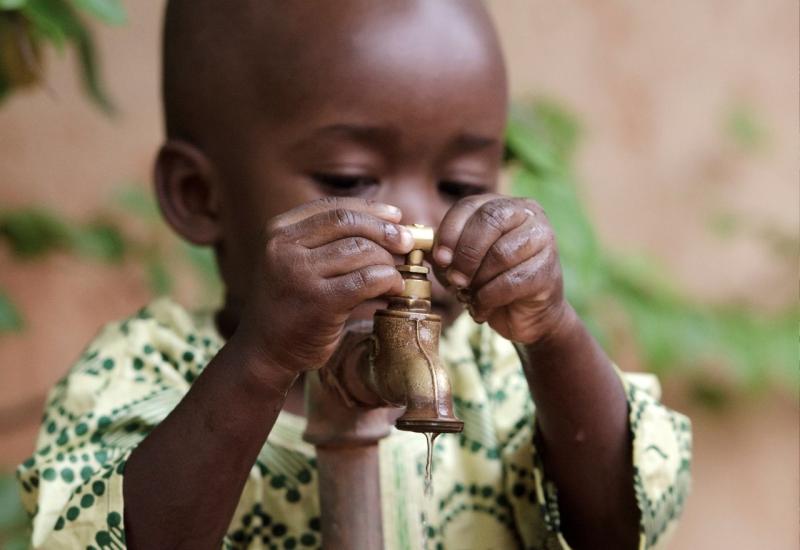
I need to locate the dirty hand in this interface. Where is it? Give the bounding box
[238,197,413,374]
[432,194,567,344]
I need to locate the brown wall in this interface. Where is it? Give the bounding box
[1,1,797,548]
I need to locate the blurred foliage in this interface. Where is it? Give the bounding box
[709,209,797,262]
[0,5,796,545]
[724,102,768,153]
[0,208,125,260]
[0,99,794,405]
[0,0,126,111]
[0,187,222,302]
[0,473,27,550]
[506,100,798,404]
[0,290,22,332]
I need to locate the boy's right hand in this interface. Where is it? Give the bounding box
[237,197,414,377]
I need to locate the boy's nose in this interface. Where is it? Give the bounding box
[398,210,440,231]
[379,179,445,231]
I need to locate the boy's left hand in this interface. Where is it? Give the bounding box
[433,194,568,345]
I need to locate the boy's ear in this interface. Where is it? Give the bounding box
[154,140,222,245]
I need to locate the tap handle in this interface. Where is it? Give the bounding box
[403,224,434,253]
[402,224,434,267]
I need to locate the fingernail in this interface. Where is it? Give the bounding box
[467,303,484,322]
[448,269,469,289]
[383,204,402,216]
[434,246,453,266]
[385,223,399,239]
[398,226,414,248]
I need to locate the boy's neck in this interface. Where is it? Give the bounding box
[283,375,306,417]
[214,302,306,416]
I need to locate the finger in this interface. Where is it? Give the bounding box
[430,259,452,291]
[269,197,403,231]
[447,198,535,288]
[310,237,395,278]
[281,209,414,253]
[325,265,404,310]
[470,219,549,289]
[432,194,497,268]
[472,247,559,315]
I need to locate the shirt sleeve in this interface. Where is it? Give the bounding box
[15,302,206,548]
[482,329,692,550]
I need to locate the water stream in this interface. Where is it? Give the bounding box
[421,432,440,549]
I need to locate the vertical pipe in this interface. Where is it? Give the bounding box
[315,445,383,550]
[303,365,399,550]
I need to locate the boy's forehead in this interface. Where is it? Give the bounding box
[252,1,506,121]
[164,0,506,142]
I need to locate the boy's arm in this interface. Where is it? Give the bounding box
[123,332,297,549]
[516,305,639,549]
[124,198,414,549]
[434,194,639,549]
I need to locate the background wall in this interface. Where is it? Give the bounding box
[1,1,797,548]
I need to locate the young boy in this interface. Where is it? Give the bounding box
[17,1,691,548]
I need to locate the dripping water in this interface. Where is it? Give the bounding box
[423,432,439,497]
[421,432,440,549]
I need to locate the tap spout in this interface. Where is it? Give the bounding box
[317,225,464,435]
[363,224,463,434]
[366,295,463,433]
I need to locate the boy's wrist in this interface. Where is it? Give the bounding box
[515,302,581,368]
[225,325,300,400]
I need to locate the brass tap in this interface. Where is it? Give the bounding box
[366,225,464,434]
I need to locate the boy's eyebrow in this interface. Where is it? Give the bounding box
[449,133,500,152]
[292,124,499,152]
[295,123,400,149]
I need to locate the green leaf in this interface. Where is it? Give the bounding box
[708,211,741,239]
[73,19,114,113]
[0,0,27,10]
[70,221,125,262]
[512,169,601,312]
[72,0,125,25]
[603,252,799,390]
[22,0,115,111]
[506,99,580,176]
[0,208,129,263]
[0,208,72,258]
[725,102,767,152]
[145,257,172,295]
[505,99,797,399]
[0,290,24,332]
[0,50,11,102]
[0,473,27,530]
[182,243,222,301]
[22,0,83,48]
[114,185,160,221]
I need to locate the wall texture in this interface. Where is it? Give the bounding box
[1,1,797,548]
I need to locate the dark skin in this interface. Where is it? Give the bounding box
[125,1,639,548]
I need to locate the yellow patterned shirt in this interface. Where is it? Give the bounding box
[17,298,691,549]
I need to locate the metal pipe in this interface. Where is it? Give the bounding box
[303,368,401,549]
[302,225,464,549]
[315,445,382,549]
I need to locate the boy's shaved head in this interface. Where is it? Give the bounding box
[162,0,506,147]
[158,0,508,329]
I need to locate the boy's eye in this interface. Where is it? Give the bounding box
[438,180,489,200]
[312,173,379,196]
